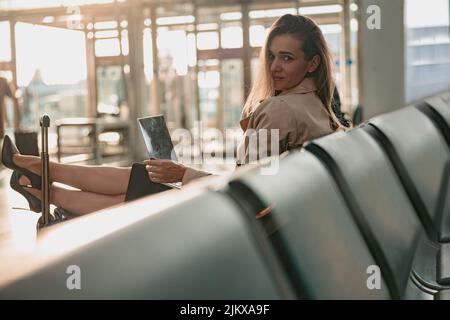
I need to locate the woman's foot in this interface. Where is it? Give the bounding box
[10,171,41,213]
[2,135,42,189]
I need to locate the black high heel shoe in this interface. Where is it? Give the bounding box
[2,135,42,190]
[10,170,41,213]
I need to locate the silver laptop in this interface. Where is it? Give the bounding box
[137,115,180,189]
[137,115,178,161]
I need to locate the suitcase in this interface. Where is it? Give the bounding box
[14,131,39,156]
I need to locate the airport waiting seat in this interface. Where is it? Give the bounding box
[365,107,449,243]
[364,106,450,290]
[223,151,391,299]
[436,289,450,300]
[427,93,450,128]
[305,129,426,299]
[0,190,289,299]
[418,95,450,147]
[352,105,364,126]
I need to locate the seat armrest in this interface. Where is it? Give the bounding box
[437,243,450,285]
[435,289,450,300]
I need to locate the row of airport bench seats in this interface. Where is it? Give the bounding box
[0,92,448,300]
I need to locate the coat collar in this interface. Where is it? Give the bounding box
[239,115,250,131]
[278,77,317,96]
[239,77,317,131]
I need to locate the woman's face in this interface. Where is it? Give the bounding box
[268,34,319,92]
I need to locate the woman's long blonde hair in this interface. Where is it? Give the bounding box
[243,14,343,130]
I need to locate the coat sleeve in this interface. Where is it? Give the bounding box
[238,98,298,165]
[181,167,211,185]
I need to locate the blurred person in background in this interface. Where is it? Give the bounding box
[0,77,21,139]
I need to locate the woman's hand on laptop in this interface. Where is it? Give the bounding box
[144,158,187,183]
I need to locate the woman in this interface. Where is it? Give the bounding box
[146,13,344,184]
[3,14,343,216]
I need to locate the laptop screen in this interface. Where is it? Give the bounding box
[137,115,178,161]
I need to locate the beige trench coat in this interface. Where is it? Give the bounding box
[182,77,335,185]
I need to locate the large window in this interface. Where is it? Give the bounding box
[0,0,116,10]
[405,0,450,102]
[3,1,352,161]
[157,27,193,128]
[15,22,88,128]
[222,59,243,128]
[320,24,342,91]
[221,25,243,49]
[197,31,219,50]
[91,19,129,117]
[198,60,220,128]
[96,65,126,115]
[143,4,198,130]
[194,5,246,130]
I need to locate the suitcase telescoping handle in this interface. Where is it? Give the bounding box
[39,114,50,228]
